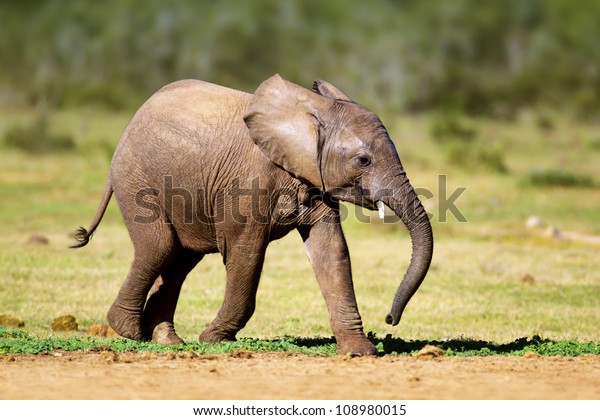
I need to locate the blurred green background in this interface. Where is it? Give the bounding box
[2,0,600,116]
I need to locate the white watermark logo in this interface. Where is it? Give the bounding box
[133,175,467,225]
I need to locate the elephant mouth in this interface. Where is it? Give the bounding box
[325,184,386,212]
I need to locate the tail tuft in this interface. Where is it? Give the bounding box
[69,180,113,250]
[70,227,92,248]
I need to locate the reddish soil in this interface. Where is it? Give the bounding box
[1,352,599,400]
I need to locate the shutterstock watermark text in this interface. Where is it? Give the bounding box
[132,174,467,225]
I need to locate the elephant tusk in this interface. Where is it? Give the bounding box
[377,201,385,220]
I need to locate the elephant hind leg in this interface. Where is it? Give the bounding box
[107,260,162,340]
[107,225,177,341]
[142,250,203,344]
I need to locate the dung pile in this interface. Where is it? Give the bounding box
[0,314,25,328]
[51,315,78,331]
[87,324,119,338]
[413,345,446,360]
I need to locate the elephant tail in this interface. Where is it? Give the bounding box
[70,180,113,248]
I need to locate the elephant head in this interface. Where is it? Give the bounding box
[244,74,433,326]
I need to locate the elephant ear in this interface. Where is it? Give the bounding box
[244,74,332,188]
[312,79,353,101]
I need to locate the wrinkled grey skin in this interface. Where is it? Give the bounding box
[73,75,433,356]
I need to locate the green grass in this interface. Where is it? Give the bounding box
[1,328,598,357]
[1,106,599,355]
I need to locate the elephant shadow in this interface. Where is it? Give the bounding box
[291,334,553,356]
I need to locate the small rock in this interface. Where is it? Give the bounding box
[229,349,253,359]
[51,315,78,331]
[140,352,158,361]
[177,352,199,360]
[0,314,25,328]
[335,353,358,361]
[544,226,561,238]
[520,273,535,284]
[413,345,445,359]
[99,350,118,363]
[27,234,50,245]
[526,215,545,229]
[197,354,218,361]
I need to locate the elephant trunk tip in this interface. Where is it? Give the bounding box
[385,312,400,326]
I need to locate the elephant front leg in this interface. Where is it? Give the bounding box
[299,221,377,356]
[199,240,266,343]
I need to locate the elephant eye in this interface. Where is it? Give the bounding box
[356,155,372,167]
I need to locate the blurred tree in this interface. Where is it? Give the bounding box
[0,0,598,116]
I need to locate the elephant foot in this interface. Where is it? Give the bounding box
[107,302,143,340]
[198,327,237,344]
[336,336,378,356]
[144,321,184,345]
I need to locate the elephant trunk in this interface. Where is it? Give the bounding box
[383,182,433,326]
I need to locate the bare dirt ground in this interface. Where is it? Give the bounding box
[1,352,599,400]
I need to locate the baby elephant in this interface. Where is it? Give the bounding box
[73,75,433,356]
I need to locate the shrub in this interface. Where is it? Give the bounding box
[587,138,600,150]
[430,113,479,144]
[3,111,75,153]
[430,113,508,173]
[526,169,595,188]
[445,141,508,174]
[534,110,556,131]
[474,145,509,174]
